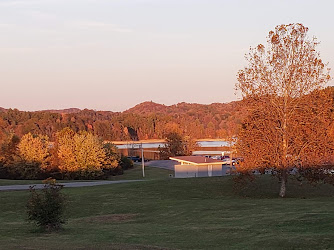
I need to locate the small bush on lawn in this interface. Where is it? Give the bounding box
[27,178,66,231]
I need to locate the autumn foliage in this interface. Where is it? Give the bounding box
[0,101,245,143]
[19,133,49,169]
[0,128,121,180]
[236,23,334,197]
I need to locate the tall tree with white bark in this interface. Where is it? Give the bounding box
[236,23,332,197]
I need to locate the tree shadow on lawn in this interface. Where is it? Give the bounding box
[233,174,334,199]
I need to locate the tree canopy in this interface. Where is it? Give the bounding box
[236,23,333,197]
[0,128,122,180]
[0,101,246,142]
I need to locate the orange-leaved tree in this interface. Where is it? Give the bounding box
[236,23,333,197]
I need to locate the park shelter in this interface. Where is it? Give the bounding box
[169,156,225,178]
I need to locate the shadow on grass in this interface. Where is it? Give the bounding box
[233,174,334,199]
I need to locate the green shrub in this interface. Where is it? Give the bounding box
[27,178,66,231]
[5,161,44,180]
[120,156,134,170]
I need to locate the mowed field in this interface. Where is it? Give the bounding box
[1,165,334,249]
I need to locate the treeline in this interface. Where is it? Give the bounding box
[0,101,246,143]
[0,128,132,180]
[1,87,332,145]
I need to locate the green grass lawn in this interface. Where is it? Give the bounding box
[108,164,173,181]
[0,179,43,186]
[1,174,334,249]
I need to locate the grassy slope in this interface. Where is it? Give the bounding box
[1,172,334,249]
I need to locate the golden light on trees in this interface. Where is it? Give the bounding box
[103,143,120,170]
[236,23,333,197]
[56,128,76,172]
[18,133,49,168]
[56,128,110,176]
[73,132,106,171]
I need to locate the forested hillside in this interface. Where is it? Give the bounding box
[0,100,247,142]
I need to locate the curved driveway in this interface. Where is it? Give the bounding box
[1,160,175,191]
[0,180,143,191]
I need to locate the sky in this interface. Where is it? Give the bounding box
[0,0,333,112]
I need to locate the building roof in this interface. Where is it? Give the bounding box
[192,151,231,156]
[169,156,224,165]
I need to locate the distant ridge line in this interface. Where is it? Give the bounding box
[0,100,238,114]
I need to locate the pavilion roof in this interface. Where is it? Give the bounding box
[169,156,224,165]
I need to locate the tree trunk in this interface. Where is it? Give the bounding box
[279,169,287,198]
[280,92,288,198]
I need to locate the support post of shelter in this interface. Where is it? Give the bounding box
[141,144,145,178]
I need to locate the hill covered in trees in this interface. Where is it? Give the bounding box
[0,100,247,142]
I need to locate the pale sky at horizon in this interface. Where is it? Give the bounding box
[1,0,333,112]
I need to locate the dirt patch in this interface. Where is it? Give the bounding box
[82,214,138,223]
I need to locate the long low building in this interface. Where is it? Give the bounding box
[170,156,232,178]
[192,151,231,156]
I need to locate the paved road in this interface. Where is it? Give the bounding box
[0,180,143,191]
[145,160,175,170]
[1,160,176,191]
